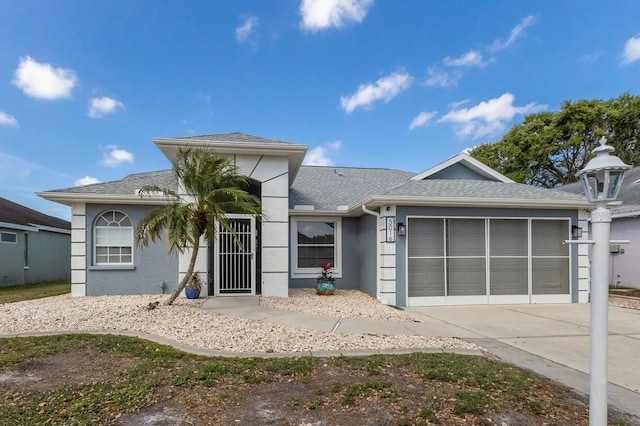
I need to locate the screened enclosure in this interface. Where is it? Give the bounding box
[407,217,571,305]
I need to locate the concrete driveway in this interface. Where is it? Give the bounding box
[408,303,640,419]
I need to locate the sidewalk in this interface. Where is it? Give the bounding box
[202,297,640,421]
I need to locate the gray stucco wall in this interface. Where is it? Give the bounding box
[427,163,489,180]
[357,213,377,297]
[0,227,70,286]
[85,204,178,295]
[610,217,640,289]
[289,217,362,291]
[395,206,579,305]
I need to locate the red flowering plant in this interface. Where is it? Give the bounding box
[318,262,334,281]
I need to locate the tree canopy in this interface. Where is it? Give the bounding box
[469,93,640,187]
[135,147,261,305]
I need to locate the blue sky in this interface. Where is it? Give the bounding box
[1,1,640,220]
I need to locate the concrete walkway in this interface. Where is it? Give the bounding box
[202,298,640,420]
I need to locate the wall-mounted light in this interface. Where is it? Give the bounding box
[572,225,583,239]
[397,222,406,236]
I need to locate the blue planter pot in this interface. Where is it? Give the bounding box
[185,287,201,299]
[316,279,336,295]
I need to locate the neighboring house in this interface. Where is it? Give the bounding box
[0,197,71,286]
[38,133,592,306]
[560,166,640,290]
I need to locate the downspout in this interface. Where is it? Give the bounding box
[361,205,382,302]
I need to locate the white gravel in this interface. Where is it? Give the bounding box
[0,294,477,354]
[260,288,417,322]
[610,295,640,310]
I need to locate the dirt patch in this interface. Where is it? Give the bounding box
[0,344,134,393]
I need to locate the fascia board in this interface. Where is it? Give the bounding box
[0,221,39,232]
[31,224,71,235]
[288,209,349,217]
[37,192,173,206]
[356,195,592,211]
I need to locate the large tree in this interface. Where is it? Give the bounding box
[469,93,640,187]
[135,147,261,305]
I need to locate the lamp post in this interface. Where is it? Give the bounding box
[577,137,631,426]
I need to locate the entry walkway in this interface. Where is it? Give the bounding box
[202,298,640,420]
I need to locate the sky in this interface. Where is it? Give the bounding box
[1,0,640,220]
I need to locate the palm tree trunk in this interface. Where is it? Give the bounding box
[164,241,200,306]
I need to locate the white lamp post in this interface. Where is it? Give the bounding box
[577,137,631,426]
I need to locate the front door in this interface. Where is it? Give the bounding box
[214,216,256,295]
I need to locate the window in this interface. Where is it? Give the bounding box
[94,211,133,265]
[0,232,17,244]
[291,217,342,278]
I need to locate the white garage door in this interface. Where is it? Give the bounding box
[407,217,571,306]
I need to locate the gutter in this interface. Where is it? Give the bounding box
[361,205,382,303]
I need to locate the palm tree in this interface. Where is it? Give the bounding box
[135,147,261,305]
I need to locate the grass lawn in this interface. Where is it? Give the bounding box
[0,334,636,425]
[0,280,70,304]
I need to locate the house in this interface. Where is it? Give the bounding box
[0,197,71,286]
[560,166,640,290]
[38,133,593,306]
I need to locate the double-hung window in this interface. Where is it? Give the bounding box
[291,217,342,278]
[94,211,133,265]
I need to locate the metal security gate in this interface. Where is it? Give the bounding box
[214,216,256,295]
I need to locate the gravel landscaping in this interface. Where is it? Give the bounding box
[0,292,477,354]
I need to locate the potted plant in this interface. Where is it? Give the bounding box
[316,262,336,295]
[185,272,203,299]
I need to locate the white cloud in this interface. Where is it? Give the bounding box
[409,111,437,130]
[438,93,547,139]
[303,140,342,166]
[236,16,259,43]
[12,56,77,100]
[622,34,640,64]
[340,70,413,113]
[0,111,19,127]
[100,145,134,167]
[88,96,124,118]
[299,0,373,31]
[443,50,489,68]
[75,176,101,186]
[425,66,460,87]
[489,15,537,52]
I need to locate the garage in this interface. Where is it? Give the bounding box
[406,216,571,306]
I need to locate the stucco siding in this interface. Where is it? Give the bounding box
[357,214,377,297]
[85,204,177,295]
[0,227,70,286]
[610,217,640,289]
[427,163,489,180]
[0,227,25,286]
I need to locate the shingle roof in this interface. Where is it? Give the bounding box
[0,197,70,230]
[47,170,177,195]
[290,166,415,210]
[290,166,588,211]
[386,179,588,202]
[161,132,295,145]
[559,166,640,218]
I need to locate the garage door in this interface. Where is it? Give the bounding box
[407,217,571,306]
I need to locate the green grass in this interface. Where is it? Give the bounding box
[0,280,70,304]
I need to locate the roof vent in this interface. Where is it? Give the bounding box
[336,205,349,211]
[293,205,315,210]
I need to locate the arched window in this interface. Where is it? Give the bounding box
[94,211,133,265]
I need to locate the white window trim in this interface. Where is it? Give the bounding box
[290,216,342,279]
[93,211,134,266]
[0,231,17,244]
